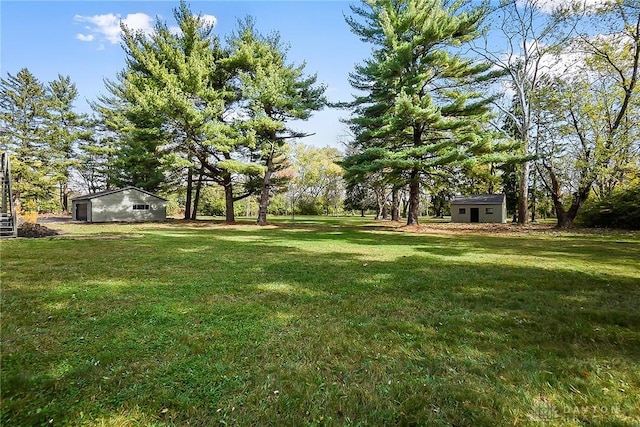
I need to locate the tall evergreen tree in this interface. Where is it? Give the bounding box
[46,74,90,212]
[93,83,169,193]
[343,0,504,225]
[0,68,51,212]
[228,19,326,225]
[112,0,255,221]
[74,119,116,194]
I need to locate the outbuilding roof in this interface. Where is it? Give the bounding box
[451,194,505,205]
[72,186,167,202]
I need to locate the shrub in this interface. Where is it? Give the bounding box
[578,184,640,229]
[296,198,323,215]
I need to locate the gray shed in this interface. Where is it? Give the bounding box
[72,187,167,223]
[450,194,507,223]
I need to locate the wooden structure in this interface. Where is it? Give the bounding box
[1,152,17,238]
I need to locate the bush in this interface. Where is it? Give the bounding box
[577,184,640,229]
[296,198,323,215]
[267,194,289,216]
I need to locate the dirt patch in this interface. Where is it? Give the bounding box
[53,233,145,241]
[385,221,638,238]
[368,221,561,236]
[407,222,557,235]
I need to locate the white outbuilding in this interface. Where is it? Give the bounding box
[72,187,167,223]
[450,194,507,223]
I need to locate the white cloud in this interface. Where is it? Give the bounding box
[201,14,217,28]
[76,33,94,42]
[74,12,154,45]
[524,0,610,14]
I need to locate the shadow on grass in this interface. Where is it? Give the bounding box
[2,223,639,426]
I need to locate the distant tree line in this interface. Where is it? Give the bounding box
[1,0,638,228]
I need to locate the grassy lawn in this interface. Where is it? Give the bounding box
[1,217,639,426]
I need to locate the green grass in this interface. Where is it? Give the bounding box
[1,217,639,426]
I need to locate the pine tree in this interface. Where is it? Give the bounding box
[93,82,169,193]
[0,68,51,212]
[228,19,326,225]
[344,0,503,225]
[46,74,90,212]
[112,0,250,221]
[74,119,116,194]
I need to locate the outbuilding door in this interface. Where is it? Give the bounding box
[76,203,88,221]
[470,207,479,223]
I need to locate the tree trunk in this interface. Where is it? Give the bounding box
[257,156,274,226]
[374,188,385,220]
[224,175,235,223]
[554,198,569,228]
[375,204,382,220]
[391,187,400,221]
[407,170,420,226]
[557,189,589,228]
[190,167,204,220]
[184,167,193,220]
[530,190,536,223]
[518,160,529,224]
[360,207,365,217]
[60,182,69,214]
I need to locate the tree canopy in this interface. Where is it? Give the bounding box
[342,0,509,225]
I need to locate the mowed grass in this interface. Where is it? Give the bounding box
[1,217,639,426]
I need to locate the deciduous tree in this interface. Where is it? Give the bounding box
[537,0,640,227]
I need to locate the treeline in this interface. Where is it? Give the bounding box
[1,1,326,225]
[1,0,639,228]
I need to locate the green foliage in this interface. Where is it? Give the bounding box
[266,193,289,215]
[198,186,227,216]
[228,19,326,224]
[534,1,640,227]
[578,184,640,229]
[102,4,325,222]
[106,0,246,220]
[1,69,91,211]
[46,75,88,209]
[0,69,52,210]
[73,121,116,194]
[344,0,508,225]
[344,181,376,214]
[286,143,345,216]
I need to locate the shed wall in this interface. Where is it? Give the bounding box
[89,189,166,222]
[451,203,506,223]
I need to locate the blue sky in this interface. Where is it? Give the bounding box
[1,0,584,149]
[1,1,372,148]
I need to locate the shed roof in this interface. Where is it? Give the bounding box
[451,194,505,205]
[72,186,167,202]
